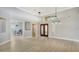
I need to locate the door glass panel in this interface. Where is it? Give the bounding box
[45,25,47,35]
[41,25,43,35]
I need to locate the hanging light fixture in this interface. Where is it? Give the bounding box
[48,7,60,24]
[38,11,41,16]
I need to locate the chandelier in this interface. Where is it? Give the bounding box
[48,7,60,24]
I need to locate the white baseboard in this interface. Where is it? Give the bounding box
[50,36,79,42]
[0,40,10,45]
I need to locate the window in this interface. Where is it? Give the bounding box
[25,22,31,30]
[0,19,6,33]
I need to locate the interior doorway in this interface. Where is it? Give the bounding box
[32,24,36,37]
[40,24,48,37]
[14,22,23,36]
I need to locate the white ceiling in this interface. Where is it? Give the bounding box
[17,7,73,16]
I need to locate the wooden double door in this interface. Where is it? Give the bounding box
[40,24,48,37]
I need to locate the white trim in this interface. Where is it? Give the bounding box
[50,36,79,42]
[0,40,10,45]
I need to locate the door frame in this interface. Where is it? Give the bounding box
[32,24,36,37]
[40,24,48,37]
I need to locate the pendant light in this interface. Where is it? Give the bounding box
[38,12,41,15]
[50,7,60,24]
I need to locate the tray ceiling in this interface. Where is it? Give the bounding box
[17,7,73,16]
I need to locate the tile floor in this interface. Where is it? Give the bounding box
[0,36,79,52]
